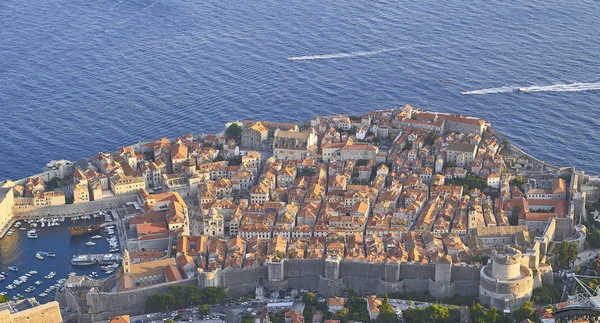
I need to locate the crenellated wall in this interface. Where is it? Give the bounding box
[85,259,482,320]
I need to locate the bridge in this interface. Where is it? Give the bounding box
[552,273,600,322]
[553,305,600,322]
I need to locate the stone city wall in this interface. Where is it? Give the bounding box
[451,264,481,282]
[399,262,436,280]
[84,277,198,322]
[85,259,483,320]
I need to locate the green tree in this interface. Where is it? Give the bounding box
[587,230,600,248]
[426,304,449,322]
[376,294,399,323]
[471,302,484,322]
[403,308,428,323]
[483,307,501,322]
[165,320,175,323]
[161,293,177,310]
[334,308,350,323]
[510,204,521,225]
[202,286,227,304]
[303,306,313,323]
[199,304,211,316]
[241,314,255,323]
[513,301,537,322]
[0,294,8,303]
[567,243,579,267]
[225,123,242,140]
[269,313,285,323]
[187,285,203,305]
[302,292,318,306]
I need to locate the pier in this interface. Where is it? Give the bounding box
[71,254,121,266]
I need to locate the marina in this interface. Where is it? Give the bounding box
[0,211,121,303]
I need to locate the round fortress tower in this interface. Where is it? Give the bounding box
[491,247,522,280]
[479,247,534,311]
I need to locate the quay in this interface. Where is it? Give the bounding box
[71,254,122,266]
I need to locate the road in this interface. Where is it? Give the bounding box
[574,248,600,267]
[124,303,259,323]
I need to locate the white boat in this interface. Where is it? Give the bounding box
[6,285,15,290]
[7,230,14,236]
[29,270,37,275]
[92,235,102,239]
[68,272,76,277]
[31,223,38,227]
[35,281,42,285]
[86,242,96,246]
[39,293,47,297]
[41,222,45,228]
[36,253,44,260]
[28,233,38,239]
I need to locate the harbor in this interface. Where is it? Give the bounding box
[0,211,121,303]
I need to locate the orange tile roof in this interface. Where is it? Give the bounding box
[110,315,130,323]
[164,265,183,282]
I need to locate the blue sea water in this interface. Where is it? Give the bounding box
[0,0,599,180]
[0,219,112,302]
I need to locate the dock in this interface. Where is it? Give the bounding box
[71,253,121,266]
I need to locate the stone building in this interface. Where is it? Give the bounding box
[479,247,534,311]
[273,129,318,161]
[0,186,15,237]
[242,121,269,150]
[0,299,63,323]
[203,209,225,238]
[446,142,477,168]
[118,249,177,291]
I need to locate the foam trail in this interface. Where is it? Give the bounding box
[461,86,518,95]
[285,44,431,61]
[518,82,600,93]
[462,82,600,95]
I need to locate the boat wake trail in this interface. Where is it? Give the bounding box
[287,45,432,61]
[288,49,393,61]
[462,82,600,95]
[461,86,518,95]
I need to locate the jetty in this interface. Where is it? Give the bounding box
[71,254,121,266]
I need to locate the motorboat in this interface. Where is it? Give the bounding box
[8,266,18,272]
[86,242,96,246]
[36,253,44,260]
[29,270,37,275]
[91,235,102,239]
[35,280,42,285]
[39,293,47,297]
[47,252,56,257]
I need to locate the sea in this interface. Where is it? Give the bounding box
[0,0,599,303]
